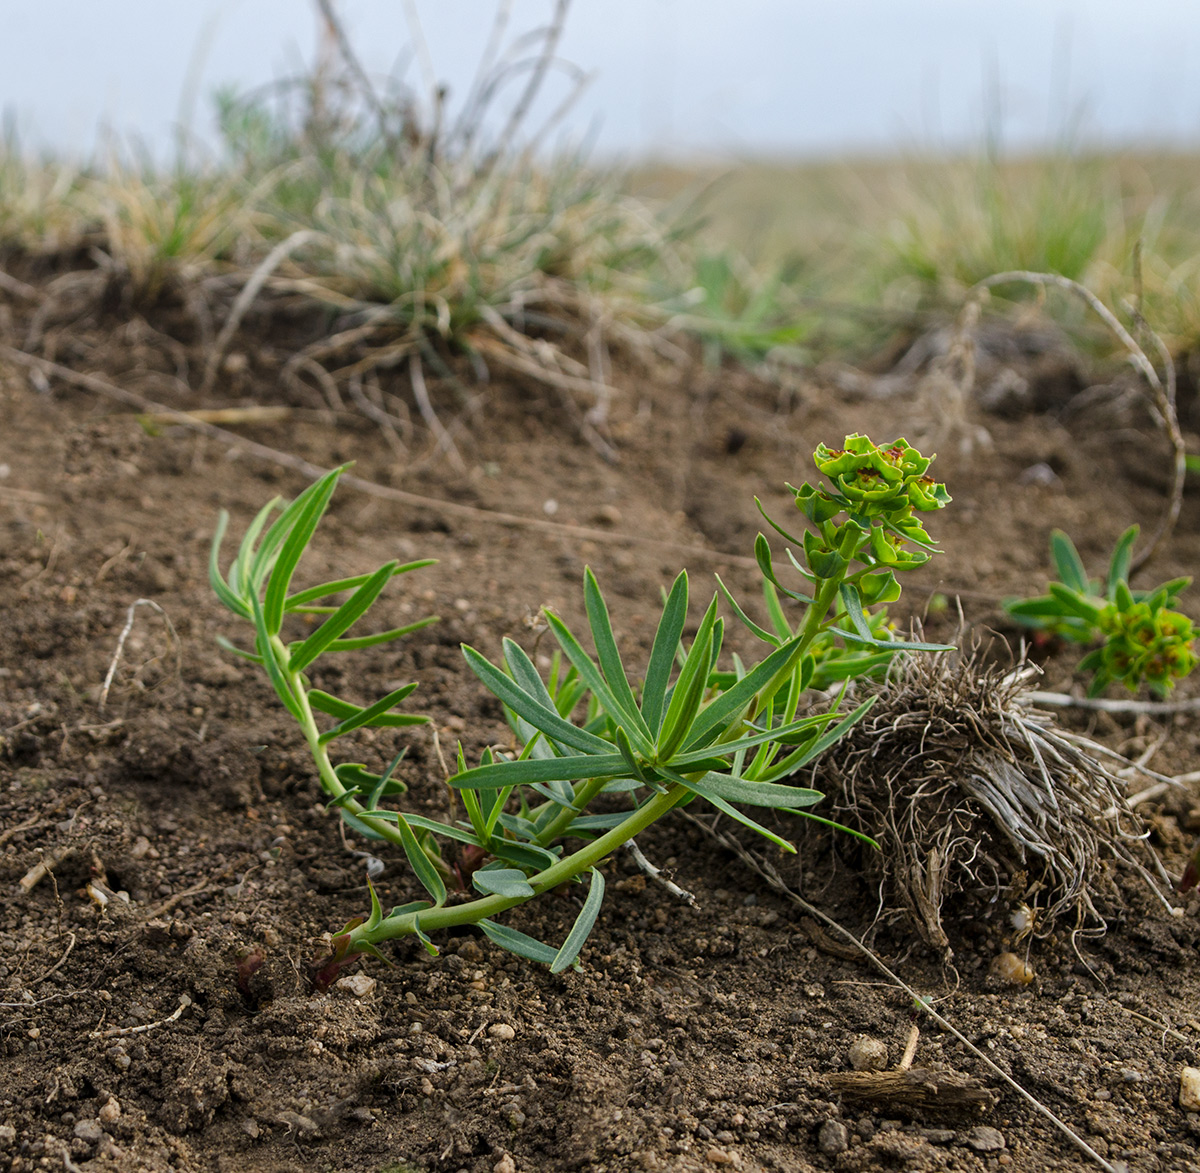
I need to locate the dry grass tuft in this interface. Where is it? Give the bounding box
[822,644,1174,953]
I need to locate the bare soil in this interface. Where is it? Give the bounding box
[3,298,1200,1173]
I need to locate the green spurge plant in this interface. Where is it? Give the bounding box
[212,436,953,979]
[1005,527,1197,696]
[209,465,440,857]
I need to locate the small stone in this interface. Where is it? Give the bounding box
[494,1154,517,1173]
[106,1047,131,1072]
[98,1098,121,1126]
[592,504,622,527]
[966,1126,1006,1153]
[705,1147,735,1165]
[922,1129,956,1145]
[847,1036,888,1072]
[817,1120,849,1155]
[242,1119,260,1139]
[73,1119,104,1144]
[489,1023,516,1041]
[0,1125,15,1148]
[1180,1066,1200,1111]
[542,499,559,516]
[335,974,376,998]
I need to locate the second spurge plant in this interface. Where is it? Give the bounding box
[211,436,952,980]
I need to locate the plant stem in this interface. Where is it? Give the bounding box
[344,782,688,951]
[270,633,415,856]
[534,774,611,847]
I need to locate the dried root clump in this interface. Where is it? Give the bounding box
[824,647,1172,952]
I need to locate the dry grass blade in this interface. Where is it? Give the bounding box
[821,646,1177,951]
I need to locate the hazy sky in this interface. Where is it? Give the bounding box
[4,1,1200,160]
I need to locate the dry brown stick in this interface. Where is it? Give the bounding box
[685,812,1122,1173]
[0,345,754,568]
[967,271,1185,573]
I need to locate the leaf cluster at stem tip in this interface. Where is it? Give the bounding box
[1004,525,1197,697]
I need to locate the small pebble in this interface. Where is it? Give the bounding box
[0,1125,16,1148]
[106,1047,131,1072]
[1180,1066,1200,1111]
[592,504,622,527]
[494,1154,516,1173]
[966,1126,1006,1153]
[98,1098,121,1126]
[489,1023,516,1041]
[336,974,376,998]
[818,1120,849,1155]
[847,1036,888,1072]
[705,1147,735,1165]
[73,1119,104,1144]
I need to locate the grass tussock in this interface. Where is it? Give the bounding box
[4,6,1200,451]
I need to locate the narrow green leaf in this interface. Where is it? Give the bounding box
[285,559,436,610]
[367,748,409,807]
[472,867,536,899]
[288,561,397,673]
[658,594,720,760]
[209,511,251,619]
[1047,583,1104,624]
[543,612,653,752]
[754,498,803,545]
[761,697,875,778]
[215,634,262,664]
[461,788,488,843]
[681,770,822,809]
[550,868,606,974]
[613,725,649,783]
[683,633,806,751]
[309,689,360,719]
[667,771,794,852]
[451,751,627,791]
[755,534,815,600]
[1105,526,1138,597]
[478,919,559,966]
[642,571,690,735]
[837,584,954,651]
[363,879,384,931]
[584,568,652,741]
[716,575,779,647]
[327,616,441,651]
[393,813,447,906]
[250,465,347,583]
[1050,529,1090,594]
[262,469,343,635]
[461,645,613,756]
[234,496,282,597]
[318,682,421,744]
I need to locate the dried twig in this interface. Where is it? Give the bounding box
[98,598,181,713]
[88,993,192,1039]
[626,840,696,906]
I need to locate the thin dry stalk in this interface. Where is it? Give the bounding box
[202,229,316,394]
[966,271,1185,573]
[98,598,181,713]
